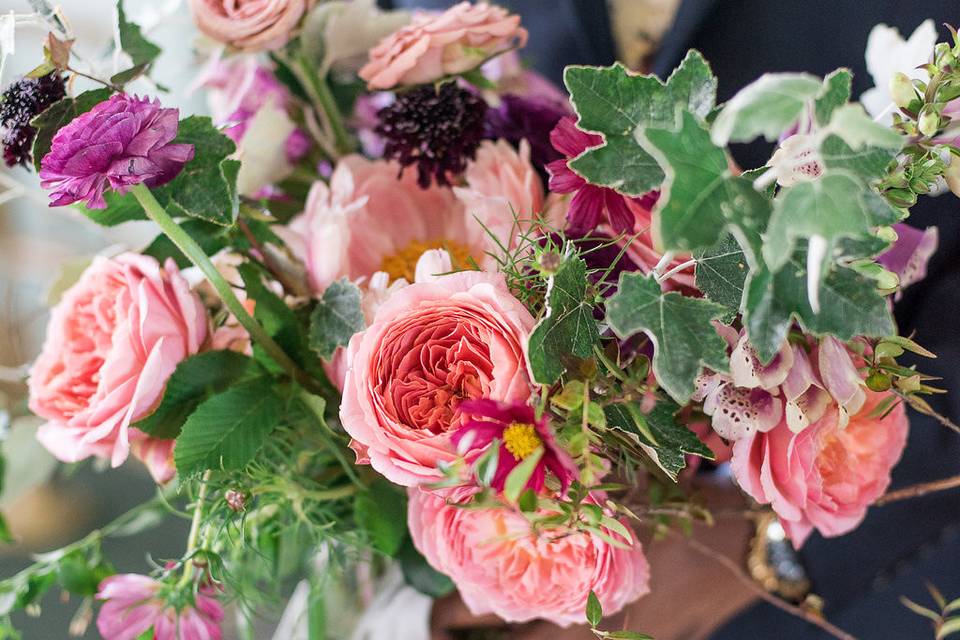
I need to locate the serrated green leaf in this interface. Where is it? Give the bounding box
[569,136,663,196]
[606,273,728,403]
[78,189,148,225]
[527,257,599,384]
[503,447,544,503]
[694,233,748,316]
[30,88,113,172]
[814,68,852,126]
[135,350,258,439]
[309,278,364,359]
[586,590,603,627]
[174,381,282,475]
[711,73,822,145]
[355,481,407,556]
[116,1,161,67]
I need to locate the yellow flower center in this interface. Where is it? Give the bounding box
[379,239,474,283]
[502,422,542,461]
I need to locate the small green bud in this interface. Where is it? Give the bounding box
[884,188,917,207]
[866,371,892,392]
[889,72,917,109]
[538,250,561,274]
[918,106,941,137]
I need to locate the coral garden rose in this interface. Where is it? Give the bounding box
[39,94,194,209]
[359,1,528,90]
[731,389,908,548]
[408,488,650,626]
[28,253,207,471]
[97,574,223,640]
[188,0,310,51]
[339,271,534,486]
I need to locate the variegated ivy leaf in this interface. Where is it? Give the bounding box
[814,68,853,126]
[694,233,748,318]
[711,73,822,145]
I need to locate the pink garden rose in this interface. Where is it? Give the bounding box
[28,254,207,473]
[359,2,528,90]
[731,389,908,548]
[408,488,650,626]
[188,0,310,51]
[97,574,223,640]
[339,271,534,486]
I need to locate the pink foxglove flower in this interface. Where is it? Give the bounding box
[28,254,207,473]
[188,0,310,52]
[877,222,938,298]
[453,399,577,494]
[408,488,650,627]
[339,272,534,486]
[39,94,194,209]
[97,574,224,640]
[359,2,528,90]
[731,389,908,547]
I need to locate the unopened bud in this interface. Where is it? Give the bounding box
[866,371,892,392]
[889,72,917,110]
[918,106,940,137]
[225,489,247,512]
[538,250,561,274]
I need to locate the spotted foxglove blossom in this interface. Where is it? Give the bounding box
[96,574,224,640]
[39,94,194,209]
[861,20,937,122]
[453,399,577,494]
[766,133,823,188]
[877,222,939,298]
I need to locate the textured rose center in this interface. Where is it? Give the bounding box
[815,416,889,501]
[379,239,473,282]
[503,422,541,460]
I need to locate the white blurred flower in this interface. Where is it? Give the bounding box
[861,20,937,123]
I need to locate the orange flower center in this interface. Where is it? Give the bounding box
[379,239,474,283]
[503,422,542,460]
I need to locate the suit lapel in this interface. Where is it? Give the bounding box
[568,0,618,67]
[652,0,720,76]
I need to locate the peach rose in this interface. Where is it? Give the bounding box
[730,390,908,547]
[339,271,534,486]
[188,0,311,51]
[28,254,207,474]
[359,1,528,90]
[408,488,650,626]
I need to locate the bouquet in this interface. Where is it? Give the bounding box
[1,1,959,638]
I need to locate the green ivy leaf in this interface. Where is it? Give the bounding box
[606,273,728,403]
[694,233,748,316]
[309,278,365,359]
[355,481,407,557]
[29,88,113,172]
[527,256,599,384]
[586,590,603,628]
[564,50,717,196]
[825,103,904,151]
[711,73,822,145]
[135,350,259,439]
[814,68,852,126]
[174,381,283,475]
[820,134,897,179]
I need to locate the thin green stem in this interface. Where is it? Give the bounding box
[177,470,212,589]
[286,53,353,156]
[130,184,326,396]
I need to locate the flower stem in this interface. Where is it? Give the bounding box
[130,184,326,396]
[286,53,353,156]
[177,470,211,589]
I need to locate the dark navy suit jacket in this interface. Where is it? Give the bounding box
[382,1,960,637]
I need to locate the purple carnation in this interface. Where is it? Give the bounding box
[39,94,194,209]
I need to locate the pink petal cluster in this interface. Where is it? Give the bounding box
[188,0,310,51]
[39,94,194,209]
[339,271,534,486]
[359,2,528,90]
[97,574,223,640]
[731,389,908,547]
[408,488,650,626]
[28,253,207,476]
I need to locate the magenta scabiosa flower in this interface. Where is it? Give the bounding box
[39,94,195,209]
[376,82,488,188]
[546,116,654,235]
[96,574,224,640]
[0,72,66,167]
[453,398,578,495]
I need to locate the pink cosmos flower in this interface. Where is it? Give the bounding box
[453,398,577,494]
[188,0,310,51]
[546,116,654,235]
[359,2,528,90]
[730,389,908,547]
[97,574,223,640]
[339,271,535,486]
[39,94,194,209]
[408,488,650,626]
[28,254,207,472]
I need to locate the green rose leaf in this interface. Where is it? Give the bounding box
[174,380,283,475]
[711,73,822,145]
[564,50,717,196]
[527,256,599,384]
[355,481,408,557]
[586,590,603,628]
[142,219,230,268]
[114,1,161,83]
[309,278,365,359]
[606,272,729,403]
[694,233,748,317]
[29,88,113,172]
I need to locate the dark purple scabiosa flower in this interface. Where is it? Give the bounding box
[0,72,66,168]
[453,398,578,495]
[39,94,194,209]
[546,116,655,236]
[484,93,568,173]
[376,82,488,189]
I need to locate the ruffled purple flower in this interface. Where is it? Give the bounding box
[877,222,938,299]
[484,94,568,172]
[39,94,194,209]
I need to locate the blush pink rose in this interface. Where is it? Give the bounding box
[28,254,207,473]
[408,488,650,626]
[359,1,528,90]
[188,0,311,51]
[339,271,534,486]
[731,390,908,548]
